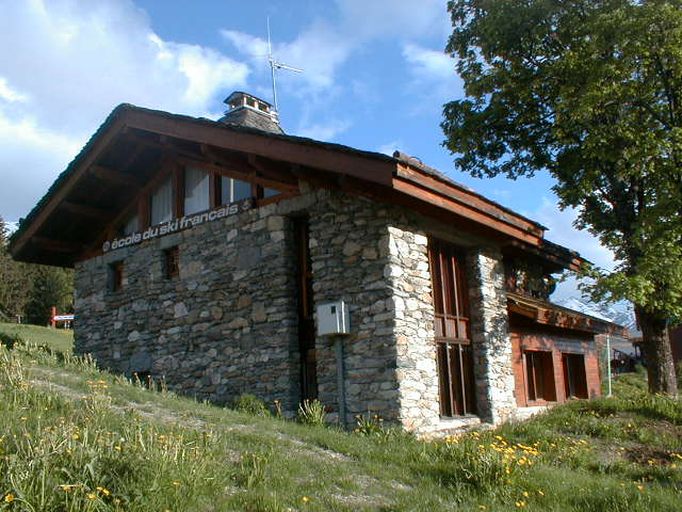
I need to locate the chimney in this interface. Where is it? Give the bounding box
[219,91,283,134]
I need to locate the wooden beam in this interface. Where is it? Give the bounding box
[31,236,82,253]
[60,201,110,221]
[393,177,542,246]
[90,165,142,188]
[125,109,395,186]
[396,163,545,238]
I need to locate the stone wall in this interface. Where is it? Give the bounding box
[75,188,402,422]
[75,197,302,413]
[306,191,400,426]
[74,184,519,431]
[385,225,441,432]
[466,248,516,424]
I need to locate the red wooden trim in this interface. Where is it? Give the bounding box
[394,178,543,246]
[396,163,545,237]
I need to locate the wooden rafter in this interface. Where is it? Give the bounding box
[60,201,110,221]
[31,236,82,253]
[90,165,142,188]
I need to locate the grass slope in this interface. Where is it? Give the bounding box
[0,325,680,511]
[0,322,73,353]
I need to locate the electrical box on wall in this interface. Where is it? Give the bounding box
[316,301,350,336]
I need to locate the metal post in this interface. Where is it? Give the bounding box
[606,334,612,397]
[334,337,347,427]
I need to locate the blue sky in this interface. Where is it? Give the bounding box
[0,0,615,300]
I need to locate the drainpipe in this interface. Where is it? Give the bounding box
[334,336,347,428]
[606,334,612,397]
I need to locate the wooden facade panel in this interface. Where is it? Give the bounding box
[511,329,601,407]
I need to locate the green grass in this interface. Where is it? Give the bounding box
[0,322,73,353]
[0,324,680,511]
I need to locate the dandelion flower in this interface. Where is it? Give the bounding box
[87,493,97,500]
[4,494,14,503]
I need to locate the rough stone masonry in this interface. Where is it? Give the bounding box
[74,186,515,435]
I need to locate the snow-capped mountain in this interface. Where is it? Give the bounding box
[555,296,637,332]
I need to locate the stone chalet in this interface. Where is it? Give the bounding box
[9,92,626,435]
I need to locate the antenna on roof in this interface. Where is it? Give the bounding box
[267,17,302,115]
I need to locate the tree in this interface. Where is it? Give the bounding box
[442,0,681,394]
[0,216,32,321]
[24,266,74,326]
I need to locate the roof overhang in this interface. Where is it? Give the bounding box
[507,292,627,336]
[9,104,587,271]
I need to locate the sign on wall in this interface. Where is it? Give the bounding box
[102,199,252,253]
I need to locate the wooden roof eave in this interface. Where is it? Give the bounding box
[507,292,627,336]
[391,174,545,247]
[123,108,395,187]
[9,112,129,262]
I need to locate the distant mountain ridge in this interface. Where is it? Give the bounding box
[555,296,637,332]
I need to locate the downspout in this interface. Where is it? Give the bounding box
[334,336,347,428]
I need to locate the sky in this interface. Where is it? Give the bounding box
[0,0,617,301]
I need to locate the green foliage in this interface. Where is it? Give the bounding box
[296,399,327,426]
[1,343,680,511]
[443,0,682,392]
[0,216,32,321]
[0,322,73,353]
[233,394,271,417]
[24,265,74,326]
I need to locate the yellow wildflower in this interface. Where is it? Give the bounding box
[4,494,14,503]
[172,481,181,487]
[87,493,97,500]
[96,486,111,496]
[302,496,310,503]
[515,500,526,508]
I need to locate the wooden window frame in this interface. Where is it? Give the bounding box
[523,350,556,404]
[429,239,476,417]
[562,353,589,399]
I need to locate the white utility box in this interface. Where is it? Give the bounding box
[316,301,351,336]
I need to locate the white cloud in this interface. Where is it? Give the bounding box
[296,118,351,142]
[0,0,250,221]
[401,42,463,108]
[0,77,29,104]
[402,43,456,82]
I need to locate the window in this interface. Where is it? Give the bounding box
[108,261,123,292]
[163,246,179,279]
[263,187,280,199]
[563,353,588,399]
[184,167,210,215]
[429,239,476,417]
[524,351,556,402]
[150,176,173,225]
[220,176,251,204]
[120,213,139,236]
